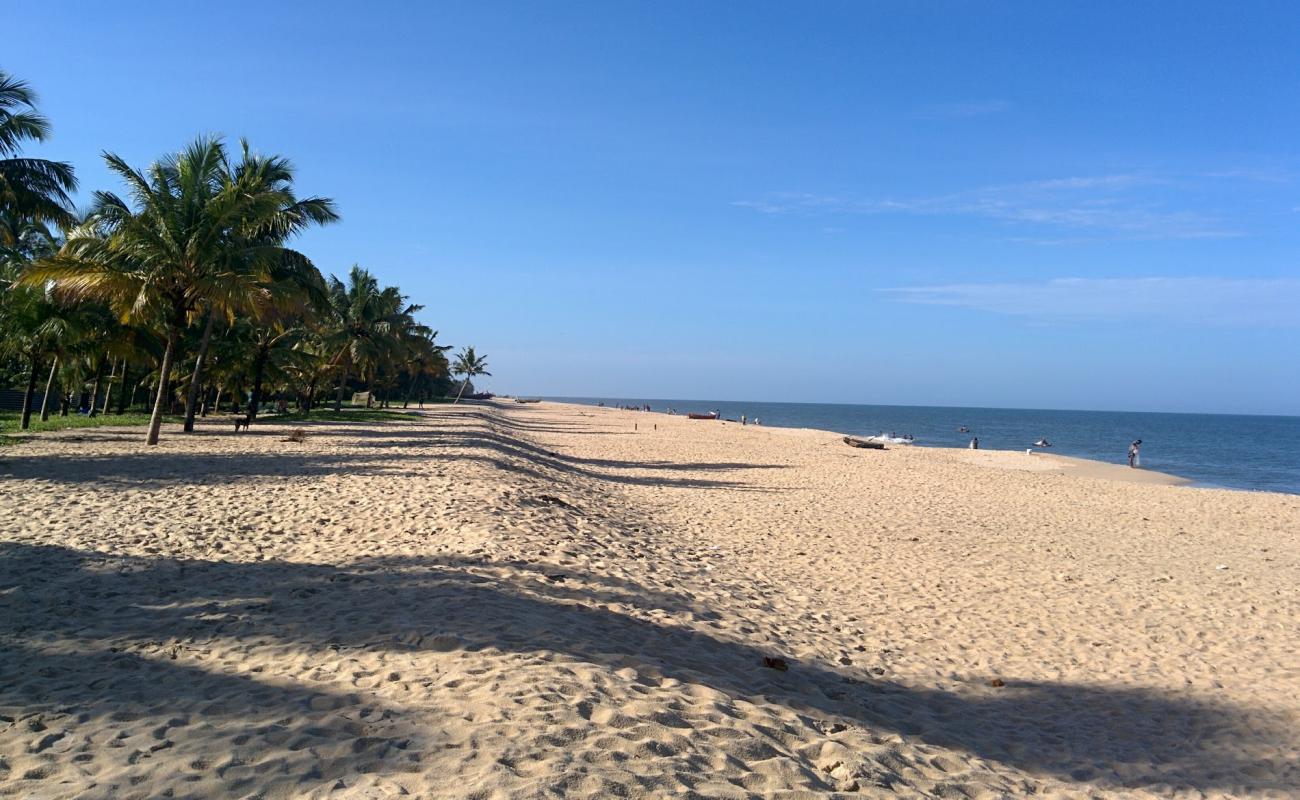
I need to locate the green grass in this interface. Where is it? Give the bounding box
[0,410,166,445]
[0,403,436,445]
[283,407,423,423]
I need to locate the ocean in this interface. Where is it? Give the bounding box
[546,397,1300,495]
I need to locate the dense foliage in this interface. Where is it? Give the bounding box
[0,69,473,443]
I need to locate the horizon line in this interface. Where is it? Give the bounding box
[531,395,1300,420]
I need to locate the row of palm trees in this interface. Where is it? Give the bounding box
[1,69,489,444]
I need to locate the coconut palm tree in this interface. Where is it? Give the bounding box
[180,142,336,432]
[366,292,431,407]
[0,71,77,240]
[451,346,490,404]
[323,266,417,411]
[23,136,333,444]
[403,330,451,408]
[0,214,59,427]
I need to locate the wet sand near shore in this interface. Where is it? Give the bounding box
[1,401,1296,798]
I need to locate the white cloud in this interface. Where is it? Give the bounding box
[733,173,1239,240]
[881,277,1300,327]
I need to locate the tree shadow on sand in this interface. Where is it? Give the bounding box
[2,542,1292,796]
[0,450,439,487]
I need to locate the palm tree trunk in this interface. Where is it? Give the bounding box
[147,324,180,446]
[101,359,117,415]
[453,375,470,404]
[20,355,40,430]
[247,343,270,422]
[213,385,223,414]
[60,387,70,416]
[116,364,132,414]
[305,377,318,417]
[40,356,58,421]
[334,356,350,411]
[183,310,217,432]
[88,355,107,417]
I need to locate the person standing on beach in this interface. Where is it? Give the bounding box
[1128,439,1142,468]
[970,437,979,449]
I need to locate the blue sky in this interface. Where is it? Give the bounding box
[10,2,1300,414]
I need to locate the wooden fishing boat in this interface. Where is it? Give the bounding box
[687,412,718,420]
[843,436,885,450]
[513,398,542,403]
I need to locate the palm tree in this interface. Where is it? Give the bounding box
[403,330,451,408]
[0,71,77,239]
[180,141,336,432]
[0,214,59,427]
[323,266,417,411]
[23,136,333,445]
[366,290,430,407]
[451,346,490,404]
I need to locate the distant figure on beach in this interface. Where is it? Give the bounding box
[1129,439,1142,468]
[754,418,760,425]
[970,437,979,449]
[740,414,747,426]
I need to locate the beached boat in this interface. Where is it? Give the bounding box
[514,398,541,404]
[843,436,885,449]
[687,412,718,420]
[864,435,914,445]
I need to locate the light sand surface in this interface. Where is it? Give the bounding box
[1,401,1296,799]
[947,449,1189,486]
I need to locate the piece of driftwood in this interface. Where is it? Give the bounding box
[843,436,885,450]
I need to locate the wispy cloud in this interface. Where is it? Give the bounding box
[733,173,1241,240]
[914,100,1011,120]
[881,277,1300,327]
[1201,168,1292,184]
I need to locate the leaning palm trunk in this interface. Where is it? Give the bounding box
[88,356,107,417]
[147,324,181,446]
[40,356,58,421]
[101,359,117,415]
[20,355,41,430]
[183,310,217,432]
[453,376,470,404]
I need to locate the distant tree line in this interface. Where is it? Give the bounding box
[1,69,488,443]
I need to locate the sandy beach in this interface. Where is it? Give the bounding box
[1,401,1296,799]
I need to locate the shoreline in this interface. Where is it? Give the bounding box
[557,400,1198,491]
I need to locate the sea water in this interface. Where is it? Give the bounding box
[548,397,1300,495]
